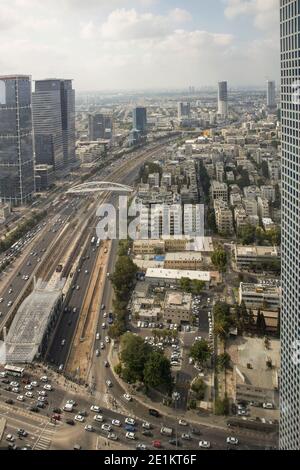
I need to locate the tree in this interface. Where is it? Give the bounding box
[237,168,250,189]
[191,280,206,295]
[191,377,207,400]
[256,310,266,335]
[213,302,234,339]
[190,340,211,365]
[180,277,192,293]
[211,248,227,272]
[120,333,152,383]
[144,352,172,392]
[217,353,231,371]
[111,256,138,300]
[239,225,256,245]
[207,209,217,234]
[214,397,230,416]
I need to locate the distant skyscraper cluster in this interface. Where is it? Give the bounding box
[177,102,191,120]
[218,81,228,118]
[0,75,77,205]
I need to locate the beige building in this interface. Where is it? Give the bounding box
[211,180,228,203]
[239,283,281,311]
[234,245,280,270]
[214,200,234,235]
[164,252,204,271]
[163,291,192,325]
[234,365,278,405]
[0,203,10,221]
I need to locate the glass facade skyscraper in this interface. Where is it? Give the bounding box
[280,0,300,450]
[133,107,147,133]
[33,79,64,175]
[218,81,228,117]
[0,75,35,205]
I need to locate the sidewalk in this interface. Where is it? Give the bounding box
[108,341,228,431]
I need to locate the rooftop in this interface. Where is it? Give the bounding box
[145,268,213,282]
[5,279,64,364]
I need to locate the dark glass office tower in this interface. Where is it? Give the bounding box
[33,79,64,175]
[88,113,113,140]
[280,0,300,450]
[133,107,147,133]
[0,75,35,205]
[61,80,76,169]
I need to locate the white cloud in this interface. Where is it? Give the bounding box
[224,0,278,31]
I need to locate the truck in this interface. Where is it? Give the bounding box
[160,426,173,437]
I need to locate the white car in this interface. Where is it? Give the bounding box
[123,394,132,402]
[94,415,104,422]
[126,432,136,440]
[102,323,106,330]
[10,381,19,388]
[6,434,15,442]
[179,419,188,426]
[108,433,118,441]
[44,384,52,391]
[199,441,211,449]
[40,376,48,383]
[103,312,107,318]
[142,421,151,430]
[90,405,101,413]
[263,402,274,410]
[25,385,33,391]
[12,387,20,394]
[125,417,135,426]
[101,423,112,432]
[226,437,239,445]
[38,390,47,396]
[75,415,85,423]
[106,380,113,388]
[84,425,94,432]
[96,333,100,340]
[112,419,121,427]
[25,392,33,398]
[17,395,25,402]
[105,336,110,344]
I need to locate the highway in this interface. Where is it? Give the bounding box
[0,371,275,451]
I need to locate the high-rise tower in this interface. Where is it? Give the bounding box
[0,75,35,205]
[218,81,228,118]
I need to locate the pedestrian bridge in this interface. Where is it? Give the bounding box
[67,181,134,195]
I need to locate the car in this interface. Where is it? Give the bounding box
[103,312,107,318]
[101,304,105,310]
[96,350,100,357]
[181,433,192,441]
[44,384,52,391]
[94,414,104,422]
[112,419,121,427]
[25,384,33,391]
[125,417,135,426]
[38,390,47,397]
[104,361,109,368]
[152,440,162,449]
[12,388,20,394]
[123,394,132,402]
[40,376,48,383]
[73,308,77,313]
[61,339,66,347]
[29,406,39,413]
[66,419,75,426]
[108,433,118,441]
[125,424,136,433]
[100,342,105,350]
[142,430,153,437]
[52,408,62,414]
[6,434,15,442]
[106,380,112,388]
[5,399,14,405]
[142,421,151,430]
[84,425,94,432]
[37,401,46,408]
[226,437,239,445]
[25,392,33,398]
[96,333,100,340]
[75,415,85,423]
[263,402,274,410]
[90,405,101,413]
[105,336,110,343]
[17,429,28,437]
[238,409,249,416]
[58,364,64,372]
[136,444,147,450]
[102,323,106,329]
[191,427,201,436]
[149,408,160,418]
[169,438,182,446]
[10,381,19,388]
[101,423,112,432]
[67,400,76,406]
[126,432,136,440]
[179,419,188,426]
[199,441,211,449]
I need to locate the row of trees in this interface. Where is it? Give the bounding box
[108,254,138,339]
[0,210,47,255]
[115,333,173,392]
[238,224,281,247]
[211,247,227,272]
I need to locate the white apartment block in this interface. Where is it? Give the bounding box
[243,198,258,216]
[257,197,270,218]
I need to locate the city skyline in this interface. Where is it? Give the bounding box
[0,0,279,91]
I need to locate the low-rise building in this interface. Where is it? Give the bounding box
[145,268,221,287]
[243,198,258,216]
[239,282,281,311]
[164,252,204,271]
[0,203,10,221]
[234,365,278,405]
[163,291,192,325]
[234,245,280,270]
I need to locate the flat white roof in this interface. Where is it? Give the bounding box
[146,268,211,282]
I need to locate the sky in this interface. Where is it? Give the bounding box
[0,0,280,91]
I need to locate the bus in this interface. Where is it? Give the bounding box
[4,365,25,378]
